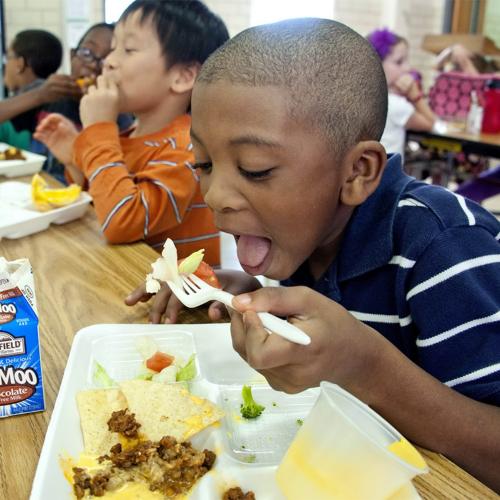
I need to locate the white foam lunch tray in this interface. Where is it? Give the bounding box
[0,180,92,239]
[0,142,46,177]
[30,323,421,499]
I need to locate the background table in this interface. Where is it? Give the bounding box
[407,126,500,159]
[0,205,497,499]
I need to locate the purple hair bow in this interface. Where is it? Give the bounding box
[367,28,397,60]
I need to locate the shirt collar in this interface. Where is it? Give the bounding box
[336,153,413,282]
[281,154,412,294]
[13,78,45,96]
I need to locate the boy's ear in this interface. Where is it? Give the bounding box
[170,62,201,94]
[16,56,27,74]
[340,141,387,206]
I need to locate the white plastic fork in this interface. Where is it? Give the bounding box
[167,273,311,346]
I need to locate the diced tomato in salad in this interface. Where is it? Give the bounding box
[177,259,221,288]
[146,351,175,372]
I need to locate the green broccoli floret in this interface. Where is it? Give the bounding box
[240,385,265,419]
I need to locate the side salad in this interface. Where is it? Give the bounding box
[93,336,197,387]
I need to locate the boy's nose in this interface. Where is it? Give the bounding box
[103,54,115,71]
[202,170,242,214]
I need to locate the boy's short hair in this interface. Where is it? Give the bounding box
[198,18,388,157]
[120,0,229,68]
[76,23,114,48]
[12,30,63,79]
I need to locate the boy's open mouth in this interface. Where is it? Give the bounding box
[235,235,272,274]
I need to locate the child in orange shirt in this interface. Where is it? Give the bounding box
[35,0,228,264]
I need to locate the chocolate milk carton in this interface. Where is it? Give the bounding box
[0,257,44,417]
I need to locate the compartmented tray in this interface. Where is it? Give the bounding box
[0,142,46,177]
[0,180,92,239]
[30,323,319,499]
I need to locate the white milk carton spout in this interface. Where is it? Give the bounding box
[0,257,45,417]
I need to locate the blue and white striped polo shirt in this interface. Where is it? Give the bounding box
[283,154,500,405]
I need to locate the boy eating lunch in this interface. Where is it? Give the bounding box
[128,18,500,490]
[35,0,228,264]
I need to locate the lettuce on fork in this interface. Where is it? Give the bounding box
[145,238,181,293]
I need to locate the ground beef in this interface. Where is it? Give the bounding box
[73,435,217,498]
[73,468,111,498]
[108,440,157,468]
[73,467,91,499]
[89,472,111,496]
[203,449,216,469]
[107,408,141,438]
[223,486,256,500]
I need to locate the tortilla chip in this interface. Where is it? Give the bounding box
[119,380,224,441]
[76,388,127,455]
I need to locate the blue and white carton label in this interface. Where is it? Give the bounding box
[0,257,44,417]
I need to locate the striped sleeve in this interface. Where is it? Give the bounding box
[407,225,500,404]
[73,122,197,244]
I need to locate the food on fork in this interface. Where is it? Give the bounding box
[146,239,221,293]
[0,146,25,161]
[31,173,81,211]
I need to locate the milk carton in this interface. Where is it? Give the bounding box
[0,257,44,417]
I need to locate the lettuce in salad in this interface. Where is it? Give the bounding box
[93,361,115,387]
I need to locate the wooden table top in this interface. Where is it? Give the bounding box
[0,201,497,498]
[407,124,500,159]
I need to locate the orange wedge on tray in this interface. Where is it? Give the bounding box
[31,174,81,211]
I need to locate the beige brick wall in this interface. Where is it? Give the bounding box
[4,0,104,72]
[204,0,251,36]
[3,0,445,88]
[334,0,445,91]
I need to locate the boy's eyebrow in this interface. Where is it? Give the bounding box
[190,129,283,150]
[229,134,283,148]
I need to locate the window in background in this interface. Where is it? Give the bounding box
[105,0,134,23]
[250,0,334,26]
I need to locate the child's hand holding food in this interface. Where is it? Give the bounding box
[125,240,262,324]
[393,73,416,97]
[79,73,120,128]
[36,74,82,104]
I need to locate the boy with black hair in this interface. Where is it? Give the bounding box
[6,29,62,82]
[0,29,69,143]
[128,18,500,490]
[0,24,120,158]
[34,22,135,183]
[36,0,228,264]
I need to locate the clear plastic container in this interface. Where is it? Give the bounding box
[276,382,428,500]
[89,329,199,384]
[219,384,318,465]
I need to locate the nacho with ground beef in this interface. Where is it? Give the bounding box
[71,379,224,498]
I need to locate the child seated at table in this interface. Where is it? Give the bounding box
[367,28,435,160]
[35,0,229,264]
[30,23,137,184]
[0,29,70,149]
[128,18,500,490]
